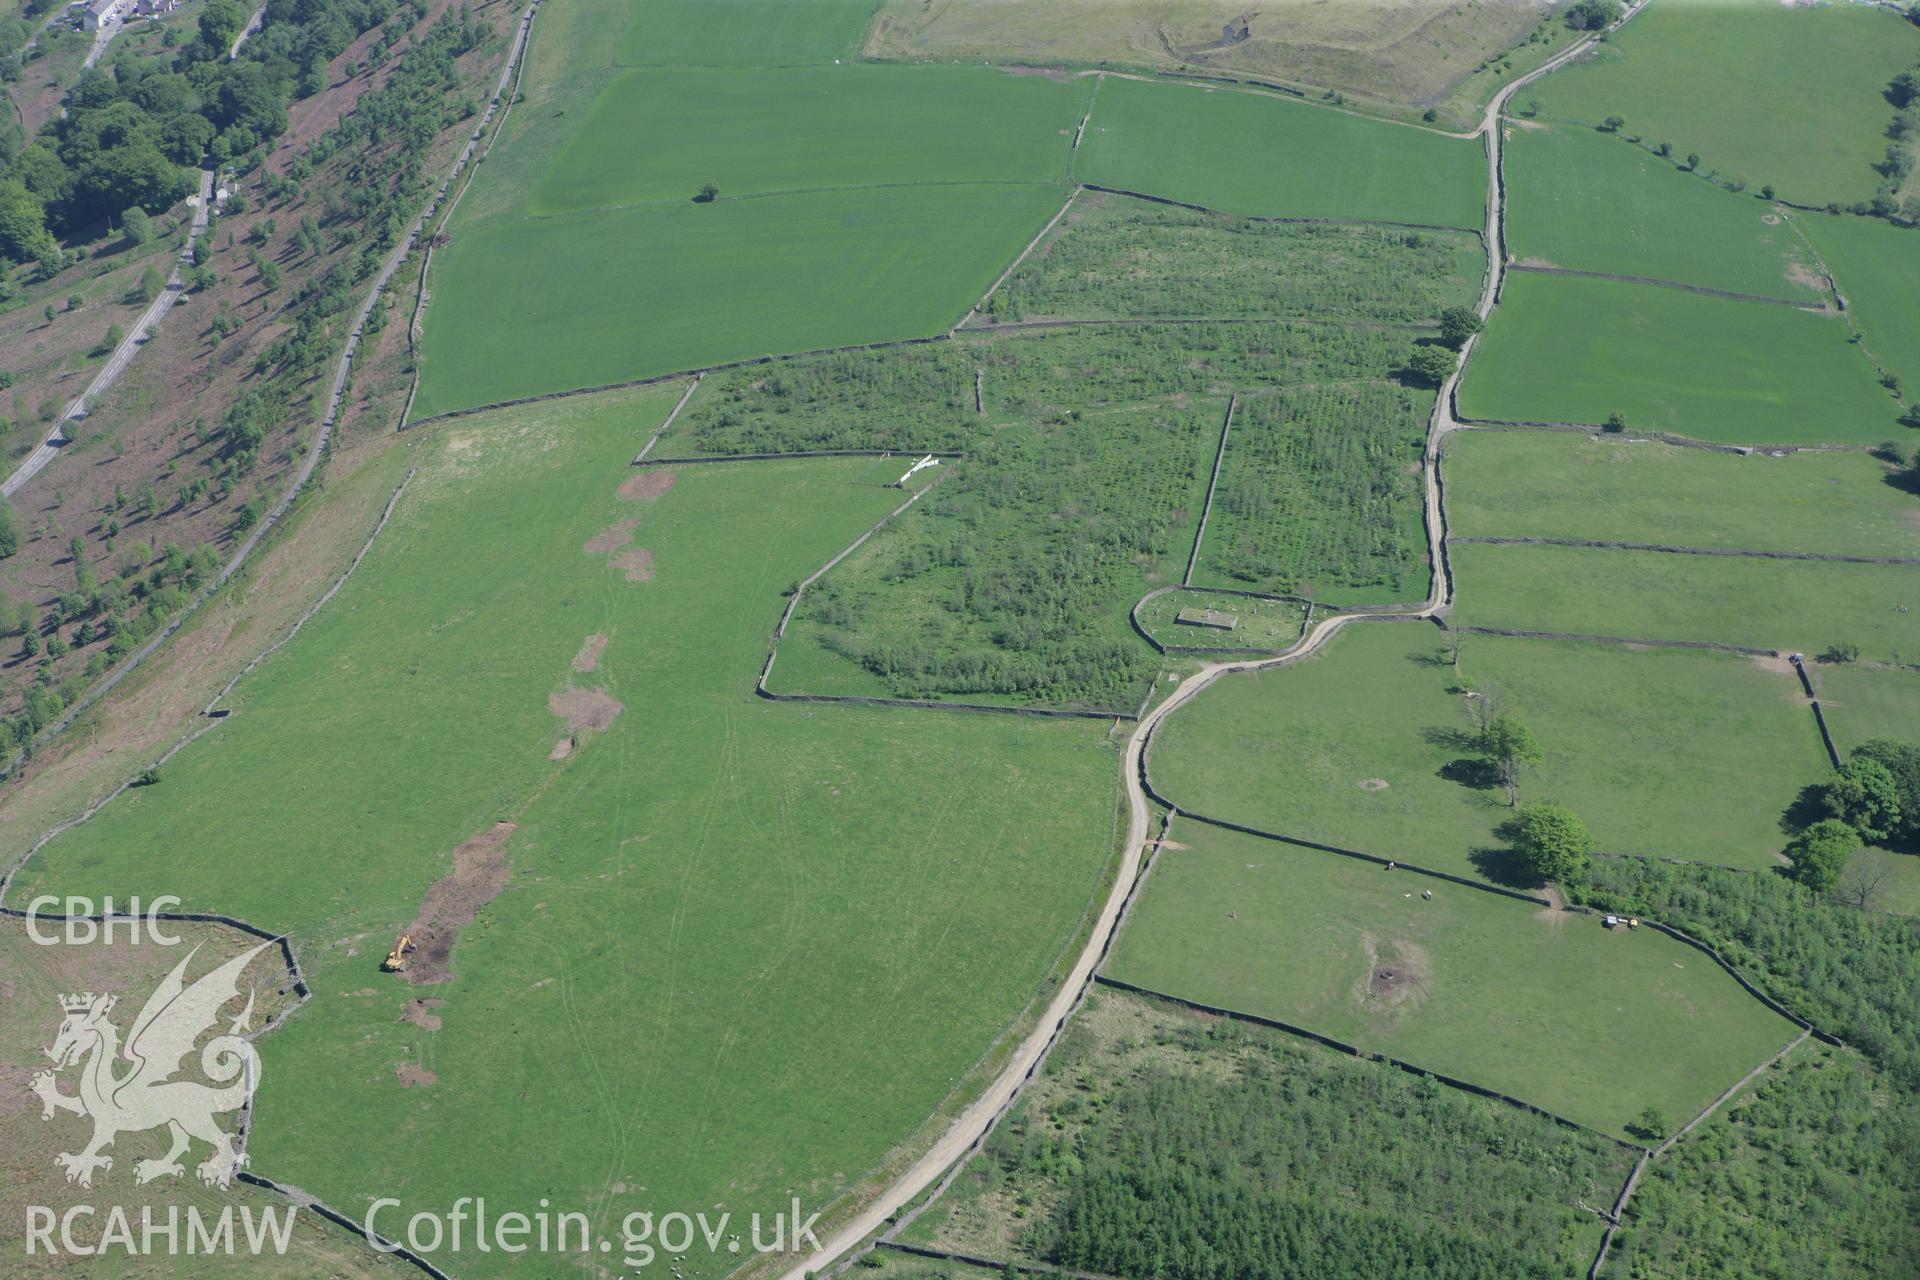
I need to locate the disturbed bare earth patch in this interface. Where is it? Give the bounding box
[400,997,446,1031]
[618,470,676,502]
[403,822,517,986]
[571,634,610,672]
[395,1064,438,1088]
[549,687,624,735]
[611,548,655,581]
[585,521,640,554]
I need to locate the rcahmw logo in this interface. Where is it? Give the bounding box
[25,1204,298,1258]
[28,941,273,1190]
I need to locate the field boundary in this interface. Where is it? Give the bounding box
[754,468,1137,723]
[1182,395,1236,586]
[630,375,701,462]
[1450,535,1920,566]
[953,186,1080,331]
[1448,412,1867,455]
[1092,975,1646,1151]
[1450,624,1779,656]
[878,1241,1117,1280]
[962,314,1433,333]
[1078,182,1485,238]
[402,334,956,432]
[1504,262,1827,310]
[1789,653,1844,768]
[1135,775,1552,907]
[644,449,964,466]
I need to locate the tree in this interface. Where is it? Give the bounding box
[1600,115,1626,133]
[1683,152,1700,172]
[1851,740,1920,843]
[1632,1105,1669,1141]
[1437,305,1483,350]
[121,205,154,245]
[1822,757,1903,842]
[136,265,164,303]
[1602,410,1628,433]
[695,182,720,203]
[1760,183,1776,200]
[1504,802,1594,882]
[1482,713,1543,806]
[196,0,247,57]
[0,501,15,558]
[1565,0,1620,30]
[1406,345,1456,387]
[1785,819,1858,893]
[1895,68,1920,110]
[1835,858,1893,911]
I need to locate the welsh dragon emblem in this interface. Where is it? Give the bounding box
[30,941,272,1189]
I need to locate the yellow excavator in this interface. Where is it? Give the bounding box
[383,933,416,973]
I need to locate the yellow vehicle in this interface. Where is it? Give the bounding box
[383,933,416,972]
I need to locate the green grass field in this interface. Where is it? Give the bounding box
[1445,432,1920,559]
[1450,542,1920,664]
[1526,0,1920,207]
[13,388,1121,1279]
[1808,662,1920,754]
[1502,123,1825,302]
[1150,624,1830,877]
[412,184,1061,417]
[1106,822,1799,1137]
[1076,75,1485,228]
[530,66,1085,214]
[1798,213,1920,402]
[1458,274,1896,443]
[614,0,880,66]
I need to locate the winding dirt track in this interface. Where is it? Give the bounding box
[775,10,1647,1279]
[1,169,215,500]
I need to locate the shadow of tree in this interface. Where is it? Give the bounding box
[1422,725,1480,752]
[1468,843,1538,891]
[1439,757,1500,790]
[1779,783,1829,837]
